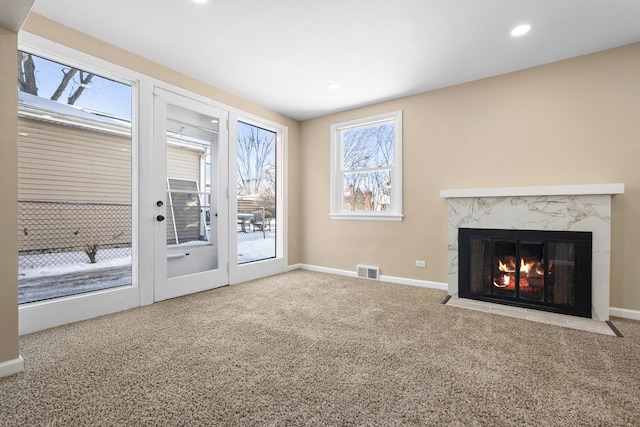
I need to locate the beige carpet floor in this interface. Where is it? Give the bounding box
[1,270,639,426]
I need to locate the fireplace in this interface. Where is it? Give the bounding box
[441,183,624,321]
[458,228,592,318]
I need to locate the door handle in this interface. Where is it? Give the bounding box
[156,215,165,222]
[156,200,164,207]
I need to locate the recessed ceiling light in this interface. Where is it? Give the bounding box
[193,0,207,3]
[328,83,341,90]
[511,24,531,37]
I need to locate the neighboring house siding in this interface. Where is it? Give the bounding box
[17,117,132,255]
[167,145,201,182]
[18,117,131,203]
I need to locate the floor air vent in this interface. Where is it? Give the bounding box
[357,265,380,280]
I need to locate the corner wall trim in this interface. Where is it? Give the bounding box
[286,263,303,272]
[0,356,24,378]
[295,264,447,291]
[610,307,640,321]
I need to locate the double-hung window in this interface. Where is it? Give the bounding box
[330,111,403,221]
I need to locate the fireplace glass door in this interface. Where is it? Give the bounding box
[459,228,591,318]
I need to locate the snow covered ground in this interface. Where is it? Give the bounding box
[18,248,133,304]
[18,234,276,303]
[19,248,132,279]
[237,231,276,263]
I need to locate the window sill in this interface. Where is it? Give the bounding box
[329,213,403,222]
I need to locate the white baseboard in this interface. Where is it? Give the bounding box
[286,263,303,272]
[295,264,447,291]
[379,274,448,291]
[610,307,640,321]
[0,356,24,378]
[297,264,357,278]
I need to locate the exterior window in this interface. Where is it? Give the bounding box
[236,120,277,264]
[330,111,403,221]
[17,50,133,304]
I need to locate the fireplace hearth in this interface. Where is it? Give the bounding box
[459,228,592,318]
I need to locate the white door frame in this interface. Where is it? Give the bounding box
[152,87,230,301]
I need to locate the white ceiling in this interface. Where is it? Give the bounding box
[0,0,34,32]
[28,0,640,121]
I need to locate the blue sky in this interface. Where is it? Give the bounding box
[27,53,132,120]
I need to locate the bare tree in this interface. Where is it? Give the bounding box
[51,69,95,105]
[67,71,94,105]
[18,50,94,106]
[342,123,394,211]
[17,52,38,95]
[50,67,78,101]
[237,122,276,199]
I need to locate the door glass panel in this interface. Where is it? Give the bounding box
[236,121,276,264]
[165,105,218,278]
[17,51,133,304]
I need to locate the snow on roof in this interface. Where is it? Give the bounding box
[18,91,131,131]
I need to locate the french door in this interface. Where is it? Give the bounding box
[16,34,287,335]
[153,89,229,300]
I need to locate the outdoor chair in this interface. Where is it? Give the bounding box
[237,211,253,232]
[251,211,271,232]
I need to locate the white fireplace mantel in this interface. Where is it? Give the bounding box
[441,183,624,199]
[442,183,624,321]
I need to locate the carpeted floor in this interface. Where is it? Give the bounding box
[1,270,639,426]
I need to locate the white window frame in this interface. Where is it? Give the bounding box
[229,112,288,284]
[330,110,403,221]
[17,32,142,334]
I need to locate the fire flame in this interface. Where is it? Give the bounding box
[494,257,545,290]
[498,259,513,272]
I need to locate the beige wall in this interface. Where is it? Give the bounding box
[21,13,302,265]
[0,28,20,364]
[300,43,640,311]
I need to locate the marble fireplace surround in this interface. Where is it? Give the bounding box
[441,184,624,321]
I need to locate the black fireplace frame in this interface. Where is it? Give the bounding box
[458,228,592,318]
